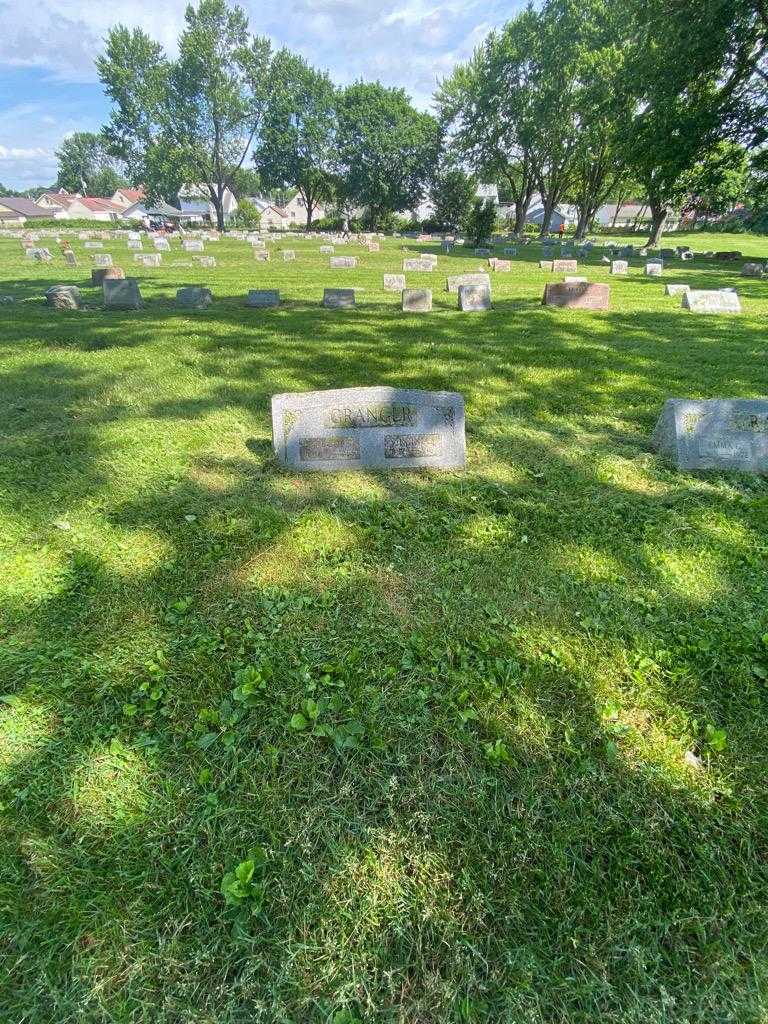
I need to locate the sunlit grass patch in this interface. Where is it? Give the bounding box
[68,739,151,827]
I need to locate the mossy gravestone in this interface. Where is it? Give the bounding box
[45,285,81,310]
[103,278,141,310]
[176,287,212,310]
[322,288,355,309]
[271,386,466,471]
[401,288,432,312]
[652,399,768,471]
[458,284,491,311]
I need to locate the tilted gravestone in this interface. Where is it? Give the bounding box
[446,273,491,294]
[383,274,406,292]
[63,250,78,267]
[323,288,355,309]
[330,256,357,269]
[666,283,690,295]
[271,386,466,471]
[403,258,434,272]
[552,259,577,272]
[103,278,142,310]
[542,282,610,310]
[402,288,432,312]
[458,284,491,311]
[652,399,768,471]
[246,289,280,308]
[611,260,628,274]
[645,262,663,276]
[45,285,81,310]
[682,290,741,314]
[176,286,213,310]
[741,262,765,278]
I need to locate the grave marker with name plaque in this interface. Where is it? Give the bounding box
[543,282,610,310]
[611,260,628,274]
[402,288,432,312]
[271,386,466,471]
[323,288,355,309]
[552,259,577,272]
[682,290,741,314]
[446,272,491,294]
[246,289,280,308]
[652,398,768,472]
[330,256,357,269]
[383,274,405,292]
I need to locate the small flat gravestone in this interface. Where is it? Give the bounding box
[176,286,213,310]
[254,250,270,261]
[741,262,765,278]
[271,386,466,471]
[666,283,690,295]
[402,288,432,313]
[542,282,610,310]
[539,260,554,271]
[319,245,334,254]
[154,238,171,251]
[552,259,577,272]
[403,258,433,272]
[183,240,204,253]
[645,262,663,276]
[282,250,296,261]
[330,256,357,269]
[652,398,768,471]
[323,288,355,309]
[491,259,511,272]
[246,289,280,308]
[45,285,81,310]
[611,260,628,274]
[383,274,406,292]
[682,290,741,314]
[446,273,491,294]
[458,284,491,311]
[93,253,113,267]
[103,278,142,310]
[564,276,588,284]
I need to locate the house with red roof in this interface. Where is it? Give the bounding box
[111,187,146,209]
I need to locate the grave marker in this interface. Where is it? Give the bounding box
[383,274,406,292]
[645,262,663,276]
[330,256,357,269]
[103,278,142,310]
[652,399,768,472]
[682,290,741,314]
[446,273,491,294]
[282,250,296,261]
[552,259,577,272]
[176,286,213,310]
[611,260,628,274]
[246,289,280,308]
[45,285,81,310]
[458,284,491,311]
[271,386,466,471]
[322,288,355,308]
[665,283,690,295]
[741,262,765,278]
[401,288,432,312]
[542,282,610,310]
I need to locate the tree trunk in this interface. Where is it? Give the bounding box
[538,192,557,238]
[646,203,668,246]
[305,200,313,230]
[610,193,626,229]
[212,196,225,231]
[574,206,592,240]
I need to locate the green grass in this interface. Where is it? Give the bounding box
[1,229,768,1023]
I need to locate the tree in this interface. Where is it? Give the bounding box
[55,131,126,194]
[429,167,476,231]
[679,141,749,224]
[97,0,275,230]
[335,82,441,228]
[230,166,262,198]
[465,198,497,245]
[232,197,261,228]
[255,51,336,228]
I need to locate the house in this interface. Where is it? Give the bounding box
[594,201,648,227]
[0,197,56,223]
[111,187,146,209]
[122,199,189,224]
[62,197,125,221]
[526,201,578,231]
[279,192,326,225]
[36,190,80,215]
[178,184,238,223]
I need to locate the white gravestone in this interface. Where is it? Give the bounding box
[383,274,406,292]
[665,283,690,295]
[271,386,466,472]
[458,284,491,311]
[645,262,663,276]
[611,260,628,274]
[446,273,491,294]
[682,290,741,314]
[330,257,357,269]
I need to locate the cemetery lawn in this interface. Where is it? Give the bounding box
[2,231,768,1024]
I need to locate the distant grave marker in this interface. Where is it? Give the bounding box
[741,262,765,278]
[552,259,577,272]
[611,260,628,274]
[645,261,663,276]
[330,256,357,269]
[282,250,296,261]
[542,282,610,310]
[246,289,280,308]
[665,283,690,295]
[271,386,466,471]
[446,272,491,294]
[383,274,405,292]
[403,258,434,271]
[682,290,741,314]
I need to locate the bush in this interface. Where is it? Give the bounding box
[231,199,261,230]
[465,199,497,246]
[16,217,135,231]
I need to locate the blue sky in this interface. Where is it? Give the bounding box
[0,0,519,191]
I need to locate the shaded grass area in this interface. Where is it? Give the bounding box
[1,232,768,1023]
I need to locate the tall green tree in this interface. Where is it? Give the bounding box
[429,167,476,231]
[678,141,749,224]
[55,131,126,194]
[335,82,441,228]
[97,0,275,230]
[254,52,336,229]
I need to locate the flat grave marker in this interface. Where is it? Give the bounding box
[446,272,491,294]
[323,288,355,308]
[542,282,610,310]
[246,289,280,308]
[682,290,741,314]
[330,256,357,269]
